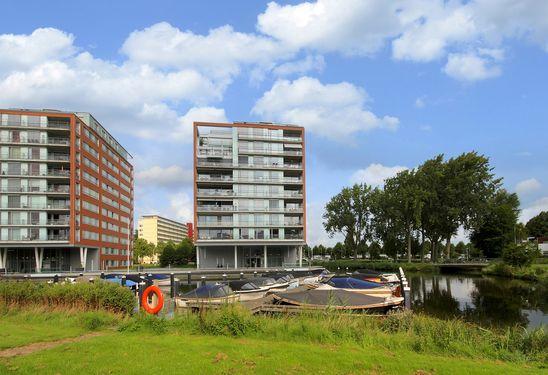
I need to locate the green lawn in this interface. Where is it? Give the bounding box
[0,310,545,374]
[0,331,543,375]
[0,310,110,350]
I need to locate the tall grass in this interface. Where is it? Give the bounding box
[0,281,136,314]
[119,306,547,364]
[483,262,548,284]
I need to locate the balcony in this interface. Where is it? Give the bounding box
[238,133,302,143]
[0,234,69,241]
[197,175,233,182]
[0,202,70,210]
[197,221,234,227]
[0,185,70,194]
[196,160,233,168]
[0,136,70,146]
[0,152,70,162]
[0,120,70,130]
[238,147,302,156]
[0,218,70,226]
[197,147,232,158]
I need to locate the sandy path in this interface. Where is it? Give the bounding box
[0,332,106,358]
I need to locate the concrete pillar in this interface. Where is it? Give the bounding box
[234,246,238,269]
[0,248,7,269]
[79,247,88,271]
[299,246,303,267]
[196,246,200,269]
[264,245,268,268]
[34,247,43,273]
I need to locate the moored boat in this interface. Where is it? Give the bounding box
[315,276,396,298]
[175,284,238,308]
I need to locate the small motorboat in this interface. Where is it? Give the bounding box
[272,289,404,312]
[175,283,238,308]
[315,276,396,298]
[353,269,400,284]
[227,280,269,301]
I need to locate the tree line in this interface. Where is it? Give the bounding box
[132,237,195,267]
[322,152,545,262]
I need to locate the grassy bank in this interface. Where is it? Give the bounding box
[0,307,546,374]
[482,263,548,284]
[313,259,439,273]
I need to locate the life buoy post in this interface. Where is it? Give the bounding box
[141,285,164,314]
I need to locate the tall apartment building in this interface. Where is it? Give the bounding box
[138,215,189,245]
[194,121,305,269]
[0,109,134,273]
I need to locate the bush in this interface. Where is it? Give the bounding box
[502,243,539,267]
[0,281,135,314]
[313,259,438,273]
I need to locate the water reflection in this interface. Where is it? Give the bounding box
[409,273,547,329]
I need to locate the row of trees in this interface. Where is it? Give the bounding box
[133,237,195,267]
[323,152,526,262]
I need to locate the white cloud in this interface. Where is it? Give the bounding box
[443,51,502,81]
[414,96,426,108]
[121,22,293,82]
[174,106,228,141]
[257,0,402,55]
[135,165,193,189]
[515,178,541,194]
[273,55,325,76]
[350,163,408,187]
[0,28,75,74]
[520,197,548,223]
[167,192,194,223]
[252,76,399,139]
[307,201,342,246]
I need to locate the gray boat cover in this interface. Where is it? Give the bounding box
[273,289,386,307]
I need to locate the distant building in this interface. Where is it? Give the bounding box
[194,121,306,269]
[0,108,134,272]
[138,215,189,245]
[538,237,548,257]
[137,215,189,264]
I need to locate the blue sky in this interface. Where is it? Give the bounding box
[1,0,547,245]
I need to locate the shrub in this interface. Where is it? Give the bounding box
[502,243,539,268]
[0,281,135,314]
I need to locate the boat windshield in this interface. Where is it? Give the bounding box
[228,280,260,291]
[181,284,233,298]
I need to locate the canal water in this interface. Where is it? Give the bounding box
[408,273,547,329]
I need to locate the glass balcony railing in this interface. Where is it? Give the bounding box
[0,185,70,193]
[238,133,302,142]
[197,190,303,198]
[0,152,70,161]
[1,120,70,130]
[0,137,70,145]
[197,160,303,170]
[1,202,70,210]
[0,219,70,226]
[1,234,69,241]
[238,148,302,156]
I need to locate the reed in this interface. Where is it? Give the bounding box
[0,280,136,314]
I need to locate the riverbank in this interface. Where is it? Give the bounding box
[313,259,439,273]
[482,263,548,284]
[0,306,545,374]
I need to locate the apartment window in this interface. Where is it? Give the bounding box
[83,157,99,172]
[82,230,99,240]
[82,142,98,158]
[82,186,99,199]
[82,216,99,227]
[102,208,119,221]
[82,201,99,213]
[83,171,99,185]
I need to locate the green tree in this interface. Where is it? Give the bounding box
[370,188,405,261]
[470,190,520,258]
[502,242,539,267]
[369,241,382,260]
[440,152,501,258]
[323,184,375,259]
[158,239,194,267]
[132,238,155,264]
[455,241,467,257]
[525,211,548,238]
[384,169,424,263]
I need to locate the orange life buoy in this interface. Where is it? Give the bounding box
[141,285,164,314]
